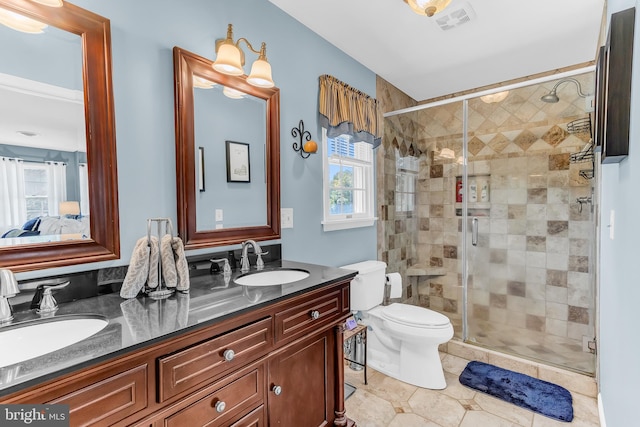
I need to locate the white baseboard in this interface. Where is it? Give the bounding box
[598,393,606,427]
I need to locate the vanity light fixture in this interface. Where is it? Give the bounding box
[213,24,275,88]
[222,86,245,99]
[403,0,452,17]
[193,75,216,89]
[480,90,509,104]
[0,7,47,33]
[291,120,317,159]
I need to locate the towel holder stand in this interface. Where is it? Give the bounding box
[146,217,175,300]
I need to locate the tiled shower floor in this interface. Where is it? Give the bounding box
[462,319,595,374]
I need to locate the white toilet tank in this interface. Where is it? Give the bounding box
[340,260,387,311]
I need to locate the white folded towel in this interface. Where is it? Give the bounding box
[172,237,190,292]
[161,234,178,288]
[147,236,160,289]
[120,237,151,298]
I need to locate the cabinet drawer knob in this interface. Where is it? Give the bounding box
[310,310,320,320]
[272,385,283,396]
[215,401,226,413]
[223,349,235,361]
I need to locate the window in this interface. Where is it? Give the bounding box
[23,163,49,220]
[395,149,418,213]
[322,128,376,231]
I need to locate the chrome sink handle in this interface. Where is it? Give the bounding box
[255,251,269,270]
[37,281,70,314]
[0,269,19,324]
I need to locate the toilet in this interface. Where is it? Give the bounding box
[341,260,453,389]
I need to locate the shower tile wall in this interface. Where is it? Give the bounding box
[378,74,595,371]
[376,76,419,302]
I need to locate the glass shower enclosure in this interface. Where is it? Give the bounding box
[382,70,597,374]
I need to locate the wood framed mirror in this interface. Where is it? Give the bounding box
[173,47,280,249]
[0,0,119,272]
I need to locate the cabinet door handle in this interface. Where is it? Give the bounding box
[215,401,226,413]
[223,349,235,361]
[310,310,320,320]
[272,385,282,395]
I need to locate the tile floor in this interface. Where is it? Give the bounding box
[344,349,600,427]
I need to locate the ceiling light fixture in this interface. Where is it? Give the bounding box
[480,91,509,104]
[403,0,453,17]
[30,0,63,7]
[0,8,47,33]
[213,24,274,88]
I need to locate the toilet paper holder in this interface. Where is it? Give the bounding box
[384,273,403,305]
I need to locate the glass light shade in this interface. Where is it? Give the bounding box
[247,59,274,88]
[31,0,63,7]
[407,0,452,16]
[213,43,243,76]
[480,90,509,104]
[193,75,216,89]
[222,86,245,99]
[0,8,47,33]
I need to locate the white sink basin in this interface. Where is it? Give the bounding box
[234,269,310,287]
[0,315,108,368]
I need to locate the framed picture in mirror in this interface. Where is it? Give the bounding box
[226,141,251,183]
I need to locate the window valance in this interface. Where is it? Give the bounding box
[318,74,381,147]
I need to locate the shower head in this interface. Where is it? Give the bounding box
[540,77,590,103]
[540,91,560,103]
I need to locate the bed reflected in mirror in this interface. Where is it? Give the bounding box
[0,0,119,272]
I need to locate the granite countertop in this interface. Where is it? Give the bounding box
[0,260,357,396]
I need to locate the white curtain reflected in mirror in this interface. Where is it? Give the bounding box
[0,20,89,245]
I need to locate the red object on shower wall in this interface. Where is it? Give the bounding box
[456,178,463,203]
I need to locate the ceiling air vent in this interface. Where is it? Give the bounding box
[435,2,476,31]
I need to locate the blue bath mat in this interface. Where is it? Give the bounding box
[459,361,573,422]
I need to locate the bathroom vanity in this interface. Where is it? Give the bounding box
[0,260,357,427]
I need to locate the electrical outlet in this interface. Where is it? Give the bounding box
[281,208,293,229]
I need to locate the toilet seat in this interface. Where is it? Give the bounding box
[381,303,451,329]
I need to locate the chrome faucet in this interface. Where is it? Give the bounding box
[0,269,20,323]
[36,281,70,314]
[240,240,268,272]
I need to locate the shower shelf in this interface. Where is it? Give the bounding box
[406,265,446,277]
[580,169,595,180]
[570,141,594,164]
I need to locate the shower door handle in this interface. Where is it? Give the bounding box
[472,217,479,246]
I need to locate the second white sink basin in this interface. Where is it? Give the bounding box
[234,269,310,287]
[0,314,108,368]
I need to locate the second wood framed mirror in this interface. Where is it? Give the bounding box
[173,47,280,249]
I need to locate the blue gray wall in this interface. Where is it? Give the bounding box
[17,0,377,280]
[194,87,267,230]
[599,0,640,425]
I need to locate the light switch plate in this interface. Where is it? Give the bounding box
[215,209,223,222]
[281,208,293,229]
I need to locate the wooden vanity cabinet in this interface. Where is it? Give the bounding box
[0,278,354,427]
[268,329,335,426]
